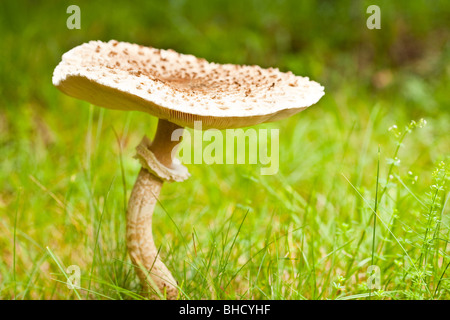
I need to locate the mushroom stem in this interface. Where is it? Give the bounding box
[149,119,182,167]
[126,119,183,299]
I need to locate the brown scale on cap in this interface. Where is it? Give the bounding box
[53,40,324,129]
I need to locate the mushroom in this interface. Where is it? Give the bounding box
[52,40,324,299]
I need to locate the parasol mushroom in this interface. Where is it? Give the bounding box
[52,40,324,299]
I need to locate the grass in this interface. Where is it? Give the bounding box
[0,0,449,300]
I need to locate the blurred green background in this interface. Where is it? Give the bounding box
[0,0,449,299]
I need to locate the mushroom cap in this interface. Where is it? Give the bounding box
[53,40,324,129]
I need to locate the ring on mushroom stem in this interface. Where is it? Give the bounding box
[52,40,324,299]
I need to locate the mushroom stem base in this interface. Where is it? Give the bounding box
[126,168,178,299]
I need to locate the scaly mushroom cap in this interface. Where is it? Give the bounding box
[53,40,324,129]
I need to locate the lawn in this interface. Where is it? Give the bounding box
[0,0,449,300]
